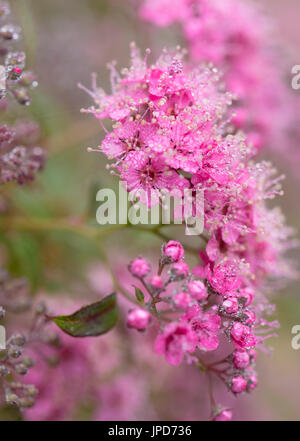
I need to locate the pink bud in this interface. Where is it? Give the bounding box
[150,275,163,289]
[127,308,151,331]
[232,350,250,369]
[163,240,184,262]
[129,257,150,278]
[249,348,257,362]
[222,297,239,314]
[231,376,247,394]
[213,409,232,421]
[174,292,191,310]
[247,374,258,390]
[171,261,189,278]
[239,287,254,306]
[230,322,257,349]
[187,280,207,301]
[244,310,256,325]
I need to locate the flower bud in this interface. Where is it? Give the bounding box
[231,376,247,394]
[15,363,28,375]
[18,396,35,408]
[13,88,31,106]
[24,385,38,398]
[0,24,20,41]
[129,257,150,278]
[232,350,250,369]
[163,240,184,263]
[213,408,232,421]
[0,364,10,376]
[8,346,22,359]
[249,348,257,362]
[247,374,258,391]
[127,308,151,331]
[170,261,189,279]
[239,287,254,307]
[174,292,191,310]
[22,356,35,368]
[6,393,19,405]
[150,275,163,290]
[10,333,26,347]
[187,280,207,301]
[222,296,239,314]
[244,310,256,325]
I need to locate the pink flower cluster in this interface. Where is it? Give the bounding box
[82,44,295,420]
[80,43,245,205]
[139,0,298,159]
[125,240,282,419]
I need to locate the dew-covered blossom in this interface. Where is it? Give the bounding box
[82,45,295,420]
[80,44,238,206]
[139,0,300,164]
[154,322,198,366]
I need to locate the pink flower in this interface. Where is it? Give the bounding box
[183,304,221,351]
[127,308,151,331]
[230,322,257,349]
[121,151,189,206]
[154,322,198,366]
[210,260,242,296]
[163,240,184,263]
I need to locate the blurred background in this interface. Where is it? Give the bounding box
[0,0,299,420]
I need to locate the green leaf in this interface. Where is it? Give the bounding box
[134,287,144,304]
[50,293,118,337]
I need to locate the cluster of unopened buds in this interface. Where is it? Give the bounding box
[0,122,45,184]
[126,241,269,419]
[0,276,62,410]
[0,1,45,185]
[0,0,46,411]
[0,1,37,105]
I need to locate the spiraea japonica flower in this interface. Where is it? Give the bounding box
[81,44,296,420]
[80,43,243,205]
[139,0,300,164]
